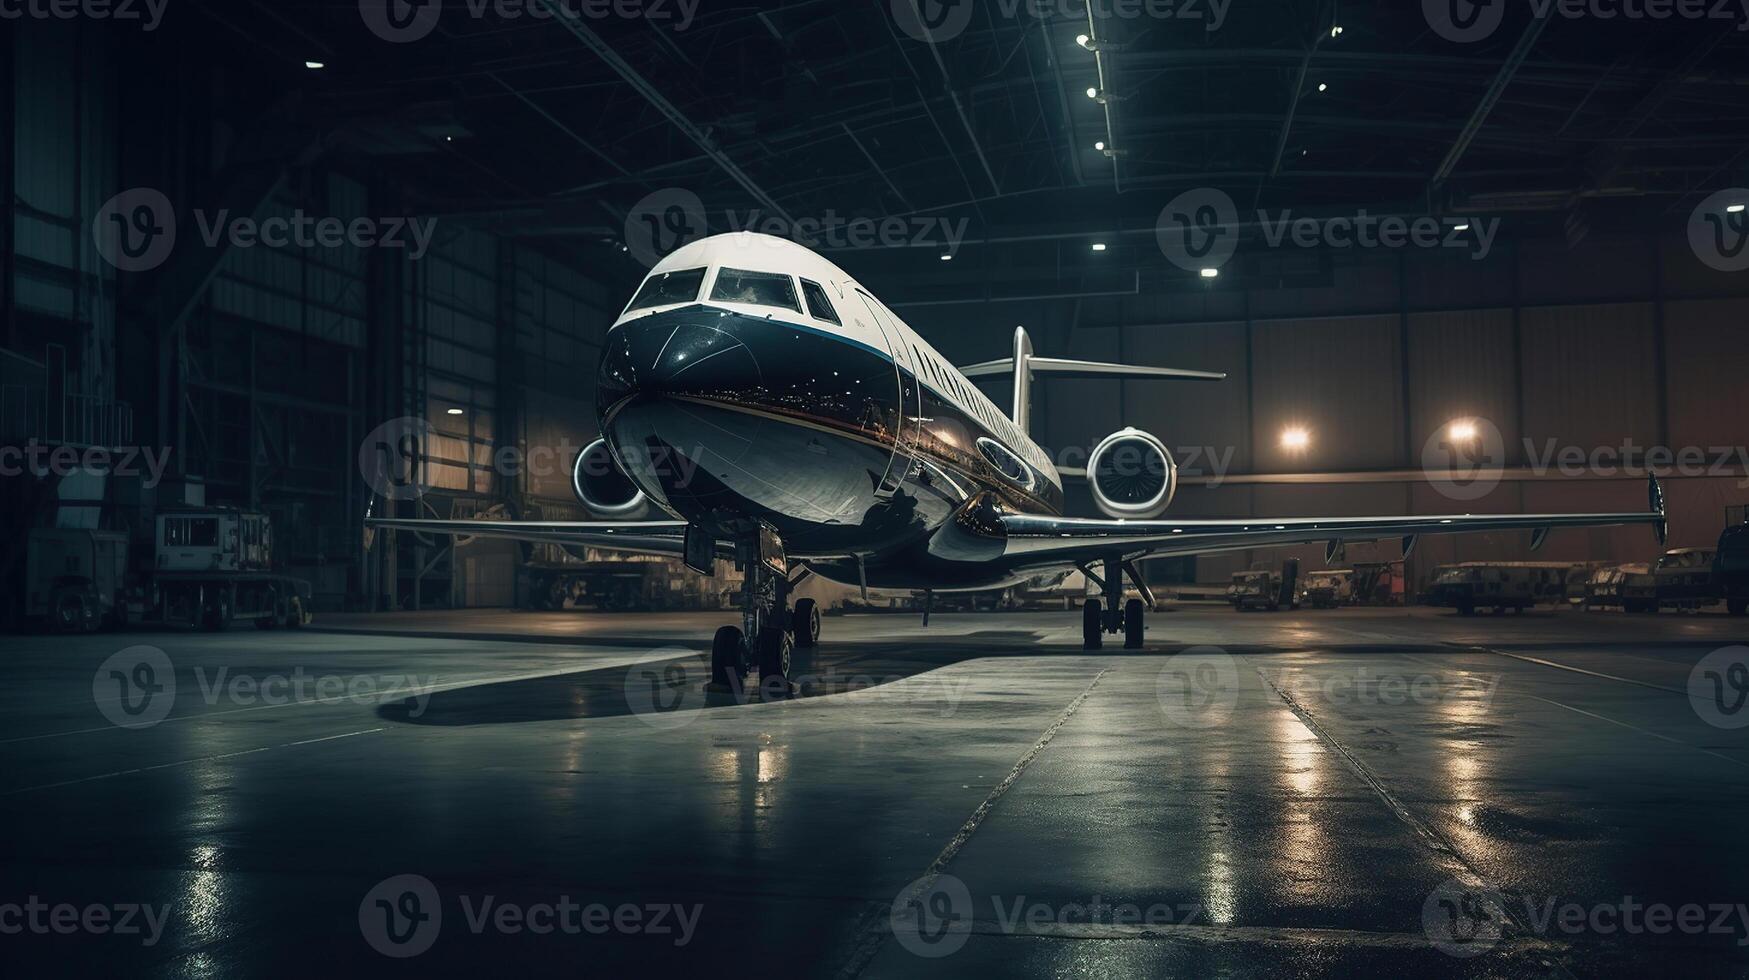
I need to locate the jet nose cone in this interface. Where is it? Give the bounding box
[596,311,759,414]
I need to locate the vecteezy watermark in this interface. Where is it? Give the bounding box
[92,188,177,273]
[1156,187,1498,274]
[357,418,704,502]
[1054,442,1236,487]
[0,897,171,947]
[1423,877,1749,957]
[358,874,702,958]
[91,188,437,273]
[1422,416,1749,501]
[93,646,177,729]
[1156,647,1239,729]
[889,873,1202,959]
[622,187,971,268]
[1,441,173,489]
[359,0,700,44]
[193,667,438,718]
[892,0,1231,43]
[93,647,441,729]
[1271,668,1502,708]
[624,651,973,728]
[1689,188,1749,273]
[1422,416,1508,501]
[1425,0,1749,44]
[0,0,168,30]
[1690,647,1749,729]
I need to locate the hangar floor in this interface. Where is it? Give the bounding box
[4,606,1748,978]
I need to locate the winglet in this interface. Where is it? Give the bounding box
[1649,473,1668,546]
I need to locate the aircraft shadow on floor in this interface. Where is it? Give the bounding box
[375,642,1002,727]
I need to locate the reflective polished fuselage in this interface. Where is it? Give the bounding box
[597,235,1065,591]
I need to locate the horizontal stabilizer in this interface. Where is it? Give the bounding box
[959,357,1227,382]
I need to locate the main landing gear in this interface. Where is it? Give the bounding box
[1081,557,1151,651]
[706,523,818,699]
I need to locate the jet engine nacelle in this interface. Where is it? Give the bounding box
[1088,427,1177,519]
[572,438,648,516]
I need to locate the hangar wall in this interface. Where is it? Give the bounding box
[1,22,629,613]
[905,239,1749,587]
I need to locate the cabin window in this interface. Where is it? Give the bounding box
[977,438,1036,491]
[625,267,706,312]
[711,268,801,312]
[800,279,841,324]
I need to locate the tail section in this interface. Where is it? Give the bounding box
[959,327,1229,436]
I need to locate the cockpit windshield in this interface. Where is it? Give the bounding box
[626,268,706,313]
[710,268,800,312]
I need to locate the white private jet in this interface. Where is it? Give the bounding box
[368,232,1667,692]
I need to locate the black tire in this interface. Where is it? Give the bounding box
[710,626,745,688]
[1082,599,1102,650]
[792,598,821,648]
[1730,598,1747,617]
[756,627,793,697]
[1457,602,1475,616]
[205,589,233,632]
[1123,598,1144,649]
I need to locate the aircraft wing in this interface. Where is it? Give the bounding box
[364,517,711,560]
[997,476,1668,568]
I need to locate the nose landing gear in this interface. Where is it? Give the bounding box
[705,523,809,699]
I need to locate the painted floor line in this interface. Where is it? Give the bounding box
[834,666,1112,979]
[3,728,386,796]
[1525,693,1749,770]
[1250,660,1575,980]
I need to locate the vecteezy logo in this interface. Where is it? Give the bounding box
[1688,189,1749,273]
[93,646,176,729]
[1155,647,1239,729]
[92,188,177,272]
[624,188,709,269]
[358,417,434,501]
[1156,188,1238,274]
[1690,647,1749,729]
[1423,0,1507,43]
[889,873,973,958]
[1422,878,1507,957]
[359,0,443,43]
[623,648,710,730]
[359,874,442,957]
[891,0,974,43]
[1421,415,1506,502]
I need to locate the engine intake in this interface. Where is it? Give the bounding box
[1088,427,1176,519]
[572,438,647,516]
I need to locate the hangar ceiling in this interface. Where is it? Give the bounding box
[145,0,1749,289]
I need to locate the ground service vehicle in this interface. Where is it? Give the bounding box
[153,508,312,630]
[1300,569,1354,609]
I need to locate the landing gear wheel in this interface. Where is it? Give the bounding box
[756,627,793,698]
[710,626,746,689]
[1124,598,1145,649]
[204,590,233,632]
[792,598,820,649]
[1082,599,1102,650]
